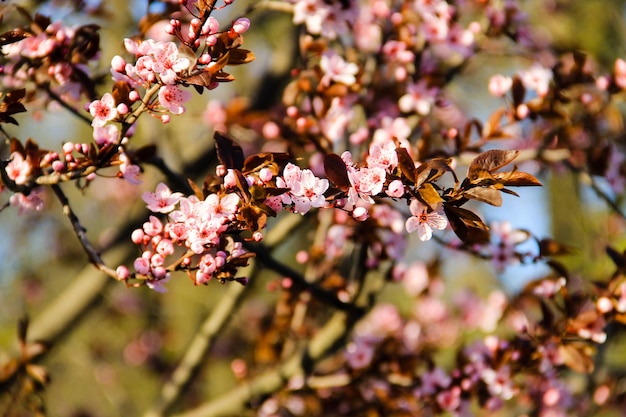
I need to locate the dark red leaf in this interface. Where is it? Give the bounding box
[443,204,490,244]
[214,131,244,170]
[396,147,416,183]
[324,153,351,191]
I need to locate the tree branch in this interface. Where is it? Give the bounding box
[171,261,388,417]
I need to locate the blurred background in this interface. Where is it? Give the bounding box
[1,0,626,415]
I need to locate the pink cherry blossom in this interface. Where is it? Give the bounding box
[398,80,438,115]
[405,199,448,241]
[89,93,118,127]
[488,74,513,97]
[282,163,329,214]
[519,63,552,97]
[93,124,119,146]
[614,58,626,89]
[142,183,183,213]
[158,85,191,115]
[5,152,31,185]
[9,188,45,214]
[319,51,359,87]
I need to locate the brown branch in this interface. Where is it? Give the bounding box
[142,276,250,417]
[51,184,119,279]
[39,82,93,125]
[171,260,388,417]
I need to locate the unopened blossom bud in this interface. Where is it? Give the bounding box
[296,250,309,264]
[259,168,273,183]
[224,169,237,188]
[516,103,529,119]
[134,257,150,275]
[116,265,130,280]
[252,231,263,242]
[262,121,280,139]
[161,114,170,124]
[117,103,129,115]
[596,297,613,314]
[129,90,140,101]
[152,266,167,279]
[232,18,250,34]
[131,229,145,244]
[386,179,405,198]
[52,160,65,172]
[216,164,227,177]
[352,206,369,221]
[198,53,212,65]
[111,55,126,72]
[63,142,74,154]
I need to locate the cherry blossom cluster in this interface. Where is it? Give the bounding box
[1,13,101,104]
[252,262,626,416]
[123,182,251,290]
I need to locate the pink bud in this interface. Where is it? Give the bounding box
[296,251,308,264]
[116,265,130,280]
[198,53,212,65]
[52,160,65,172]
[131,229,145,244]
[252,231,263,242]
[161,114,171,124]
[352,206,369,221]
[111,55,127,72]
[232,18,250,34]
[516,103,529,119]
[258,168,273,183]
[216,164,227,177]
[117,103,129,115]
[62,142,74,154]
[129,90,140,101]
[224,169,237,188]
[262,121,280,139]
[386,179,405,198]
[596,297,613,314]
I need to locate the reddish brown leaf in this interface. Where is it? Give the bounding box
[511,75,526,108]
[443,204,490,244]
[493,171,542,187]
[539,238,574,256]
[417,183,442,209]
[0,28,30,47]
[559,343,595,373]
[415,158,455,188]
[227,49,255,65]
[324,153,351,191]
[463,186,502,206]
[396,147,416,183]
[468,149,519,180]
[242,152,290,174]
[214,131,244,170]
[187,178,204,200]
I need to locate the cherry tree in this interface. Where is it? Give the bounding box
[1,0,626,416]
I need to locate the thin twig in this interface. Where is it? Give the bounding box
[39,82,93,125]
[51,184,119,279]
